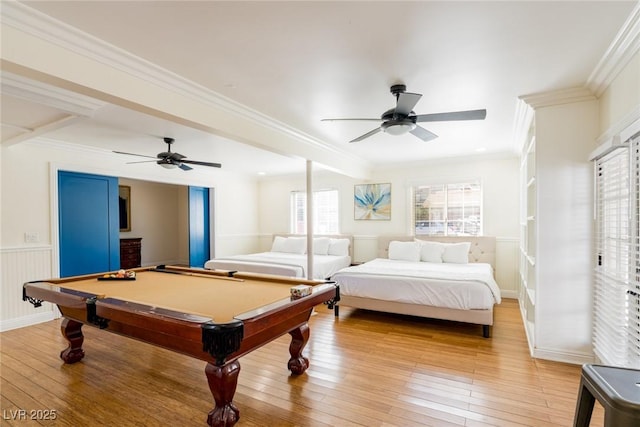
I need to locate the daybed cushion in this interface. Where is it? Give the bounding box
[442,242,471,264]
[313,237,331,255]
[388,241,421,262]
[417,240,445,263]
[271,236,306,254]
[328,238,350,256]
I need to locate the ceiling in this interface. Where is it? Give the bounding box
[1,1,637,177]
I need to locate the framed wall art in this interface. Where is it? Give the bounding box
[119,185,131,232]
[354,183,391,220]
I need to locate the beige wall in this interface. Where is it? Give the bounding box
[598,51,640,138]
[119,178,187,266]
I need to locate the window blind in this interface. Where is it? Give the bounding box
[594,133,640,369]
[290,189,339,234]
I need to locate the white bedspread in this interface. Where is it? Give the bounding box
[204,252,351,280]
[331,258,501,310]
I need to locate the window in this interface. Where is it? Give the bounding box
[413,182,481,236]
[593,132,640,369]
[290,189,339,234]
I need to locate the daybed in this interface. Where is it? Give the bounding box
[330,235,501,337]
[204,234,352,280]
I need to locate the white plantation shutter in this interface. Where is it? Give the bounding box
[290,189,339,234]
[594,132,640,368]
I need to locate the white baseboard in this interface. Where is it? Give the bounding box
[0,310,58,332]
[532,347,595,365]
[501,289,518,299]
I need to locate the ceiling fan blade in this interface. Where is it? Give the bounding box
[321,118,382,122]
[178,163,193,171]
[350,127,382,143]
[394,92,422,117]
[181,159,222,168]
[126,160,160,164]
[113,150,157,159]
[415,109,487,123]
[410,125,438,142]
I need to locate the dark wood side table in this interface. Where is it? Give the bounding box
[120,238,142,269]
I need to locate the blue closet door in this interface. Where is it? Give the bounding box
[189,186,210,268]
[59,171,119,277]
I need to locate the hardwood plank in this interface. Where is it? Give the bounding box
[0,298,604,426]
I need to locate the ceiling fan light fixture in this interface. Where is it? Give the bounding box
[382,121,416,136]
[159,161,178,169]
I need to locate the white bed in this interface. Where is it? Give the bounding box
[204,235,352,280]
[330,235,500,337]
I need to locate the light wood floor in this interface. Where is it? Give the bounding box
[1,298,603,426]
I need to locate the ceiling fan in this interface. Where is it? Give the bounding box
[321,84,487,143]
[114,137,222,171]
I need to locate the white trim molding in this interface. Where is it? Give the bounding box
[587,2,640,97]
[519,87,597,110]
[0,71,106,115]
[512,98,535,153]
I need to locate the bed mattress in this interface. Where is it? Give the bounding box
[331,258,501,310]
[204,252,351,280]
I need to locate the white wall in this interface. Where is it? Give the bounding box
[534,99,598,361]
[258,155,521,296]
[214,178,261,257]
[0,138,260,329]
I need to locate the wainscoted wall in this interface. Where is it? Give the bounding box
[1,246,57,331]
[352,235,378,263]
[495,238,519,298]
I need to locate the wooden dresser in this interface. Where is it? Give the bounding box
[120,238,142,269]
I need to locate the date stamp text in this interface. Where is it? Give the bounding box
[2,409,58,421]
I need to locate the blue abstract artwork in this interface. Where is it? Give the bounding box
[354,183,391,220]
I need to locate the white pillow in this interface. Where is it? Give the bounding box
[328,238,350,256]
[271,236,288,252]
[416,240,444,263]
[388,241,421,262]
[313,237,331,255]
[271,236,307,254]
[283,237,307,254]
[442,242,471,264]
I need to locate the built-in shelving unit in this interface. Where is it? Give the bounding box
[519,131,536,348]
[516,91,596,364]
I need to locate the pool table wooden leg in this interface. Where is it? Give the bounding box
[287,323,310,375]
[205,360,240,427]
[59,318,85,364]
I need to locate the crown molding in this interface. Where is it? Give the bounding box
[25,136,112,155]
[1,71,106,115]
[512,98,535,152]
[518,87,596,109]
[1,115,81,147]
[0,1,356,162]
[587,2,640,97]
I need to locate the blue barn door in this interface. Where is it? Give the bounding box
[188,186,210,268]
[58,171,120,277]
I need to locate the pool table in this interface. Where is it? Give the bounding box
[23,265,339,427]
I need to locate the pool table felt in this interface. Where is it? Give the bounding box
[47,271,307,323]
